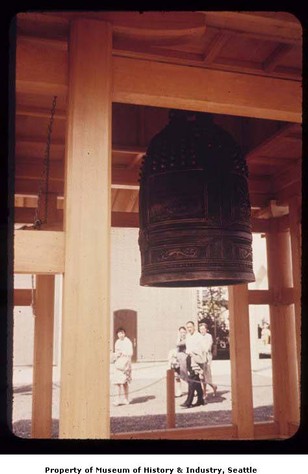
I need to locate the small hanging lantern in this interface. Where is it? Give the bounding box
[138,110,255,287]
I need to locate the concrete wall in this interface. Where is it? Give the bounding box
[13,230,268,366]
[13,274,62,366]
[110,227,199,361]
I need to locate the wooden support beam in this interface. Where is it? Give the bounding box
[203,32,232,64]
[251,218,270,233]
[15,178,64,195]
[31,275,55,438]
[14,230,64,274]
[166,369,176,429]
[59,19,112,439]
[266,224,300,434]
[16,35,301,122]
[16,35,68,96]
[288,196,301,384]
[14,288,33,306]
[248,290,272,305]
[263,44,294,73]
[245,123,299,162]
[228,284,254,439]
[253,422,280,440]
[272,160,301,194]
[14,207,278,236]
[111,422,282,440]
[111,424,237,440]
[16,105,66,120]
[202,12,302,45]
[113,57,302,123]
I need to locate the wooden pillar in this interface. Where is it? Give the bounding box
[166,369,176,429]
[266,221,300,435]
[228,284,254,439]
[31,275,55,438]
[59,20,112,438]
[288,197,301,381]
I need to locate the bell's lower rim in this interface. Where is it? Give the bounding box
[140,271,255,288]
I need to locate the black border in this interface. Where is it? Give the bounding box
[1,0,308,456]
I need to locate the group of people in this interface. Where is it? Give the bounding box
[170,321,217,408]
[111,320,218,408]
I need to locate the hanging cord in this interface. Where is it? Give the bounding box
[33,95,57,229]
[18,95,57,231]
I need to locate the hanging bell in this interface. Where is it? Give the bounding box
[138,110,255,287]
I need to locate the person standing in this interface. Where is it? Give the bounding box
[180,320,205,408]
[112,327,133,406]
[199,322,217,399]
[175,326,188,396]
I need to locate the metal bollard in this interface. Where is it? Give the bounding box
[166,368,176,429]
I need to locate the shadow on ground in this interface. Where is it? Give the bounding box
[12,405,274,438]
[130,395,155,404]
[203,390,229,404]
[13,385,33,395]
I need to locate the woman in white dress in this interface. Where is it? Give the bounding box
[199,322,217,399]
[112,327,133,406]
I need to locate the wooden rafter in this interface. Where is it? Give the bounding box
[202,31,232,64]
[16,35,302,122]
[263,44,294,73]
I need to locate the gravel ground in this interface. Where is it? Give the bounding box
[11,361,274,439]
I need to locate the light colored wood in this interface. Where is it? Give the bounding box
[113,57,301,122]
[16,35,68,97]
[203,32,232,64]
[113,38,300,82]
[228,284,254,439]
[201,11,302,45]
[59,19,112,439]
[16,34,301,122]
[14,230,64,274]
[31,275,55,438]
[111,424,237,440]
[248,290,272,305]
[15,159,275,197]
[288,196,301,384]
[16,105,66,120]
[266,222,300,435]
[166,369,176,429]
[14,288,33,306]
[14,207,281,235]
[111,422,282,440]
[253,422,280,439]
[18,11,301,46]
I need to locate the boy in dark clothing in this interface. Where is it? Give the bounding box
[180,354,205,408]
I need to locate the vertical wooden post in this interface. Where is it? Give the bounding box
[31,275,55,438]
[59,20,112,438]
[266,221,300,435]
[228,284,254,439]
[288,197,301,381]
[166,369,176,429]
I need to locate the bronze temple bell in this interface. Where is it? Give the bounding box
[138,110,255,287]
